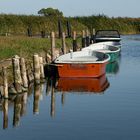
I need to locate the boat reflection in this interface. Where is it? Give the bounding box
[55,74,110,93]
[106,58,121,75]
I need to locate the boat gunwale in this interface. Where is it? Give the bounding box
[54,54,110,64]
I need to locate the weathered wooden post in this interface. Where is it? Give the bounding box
[27,63,34,83]
[51,32,56,61]
[92,28,96,43]
[27,27,32,37]
[20,58,28,88]
[66,20,72,38]
[3,99,8,129]
[82,30,86,48]
[2,67,8,99]
[58,20,62,38]
[33,85,40,114]
[33,54,40,85]
[12,55,22,93]
[62,32,66,54]
[73,31,77,52]
[39,57,45,81]
[41,31,45,38]
[86,29,90,47]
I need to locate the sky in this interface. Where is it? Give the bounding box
[0,0,139,17]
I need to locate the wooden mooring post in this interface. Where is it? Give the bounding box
[2,67,8,98]
[86,29,90,47]
[51,32,56,61]
[39,57,45,82]
[62,32,66,54]
[82,30,86,48]
[33,54,40,85]
[73,31,77,52]
[66,20,72,38]
[27,27,32,37]
[12,55,22,93]
[58,20,62,38]
[91,28,95,44]
[20,58,28,88]
[41,31,45,38]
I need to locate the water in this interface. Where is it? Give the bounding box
[0,35,140,140]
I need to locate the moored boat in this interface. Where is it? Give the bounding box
[94,30,121,43]
[101,41,121,49]
[54,50,110,78]
[82,42,120,62]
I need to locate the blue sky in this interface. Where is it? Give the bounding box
[0,0,139,17]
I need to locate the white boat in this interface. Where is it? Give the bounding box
[82,41,121,62]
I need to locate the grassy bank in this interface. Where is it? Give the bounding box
[0,36,82,60]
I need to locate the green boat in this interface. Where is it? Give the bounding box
[82,41,121,62]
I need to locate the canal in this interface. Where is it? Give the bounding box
[0,35,140,140]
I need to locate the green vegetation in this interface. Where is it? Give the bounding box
[0,11,140,36]
[73,15,140,34]
[0,8,140,60]
[0,14,86,36]
[38,7,63,17]
[0,36,82,60]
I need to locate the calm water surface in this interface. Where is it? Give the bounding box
[0,35,140,140]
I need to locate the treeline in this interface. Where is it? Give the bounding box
[0,14,140,36]
[0,14,86,36]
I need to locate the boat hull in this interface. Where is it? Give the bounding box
[57,63,107,78]
[107,51,120,62]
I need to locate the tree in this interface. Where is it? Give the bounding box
[38,7,63,17]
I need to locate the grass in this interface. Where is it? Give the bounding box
[0,36,82,60]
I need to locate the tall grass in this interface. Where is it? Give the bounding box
[73,15,140,34]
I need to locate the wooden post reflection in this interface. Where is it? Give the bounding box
[21,92,28,116]
[61,92,65,106]
[50,79,55,117]
[3,99,8,129]
[33,84,40,114]
[13,95,22,127]
[46,78,51,96]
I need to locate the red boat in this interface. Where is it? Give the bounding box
[54,51,110,78]
[56,74,109,93]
